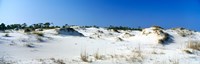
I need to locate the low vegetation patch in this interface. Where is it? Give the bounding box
[25,43,35,48]
[33,32,44,37]
[50,58,66,64]
[172,28,193,37]
[4,33,10,37]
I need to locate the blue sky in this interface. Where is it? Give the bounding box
[0,0,200,30]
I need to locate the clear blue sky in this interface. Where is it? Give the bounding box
[0,0,200,30]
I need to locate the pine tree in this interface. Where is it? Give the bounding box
[6,25,11,29]
[0,23,6,30]
[44,22,50,28]
[21,23,27,29]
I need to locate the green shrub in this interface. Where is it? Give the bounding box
[24,28,33,32]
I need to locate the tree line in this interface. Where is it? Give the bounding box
[0,22,60,31]
[107,25,142,31]
[0,22,142,31]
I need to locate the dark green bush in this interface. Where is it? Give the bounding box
[24,28,33,32]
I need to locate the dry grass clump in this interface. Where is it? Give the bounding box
[80,50,91,62]
[126,44,144,63]
[186,40,200,50]
[80,50,104,63]
[94,50,103,60]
